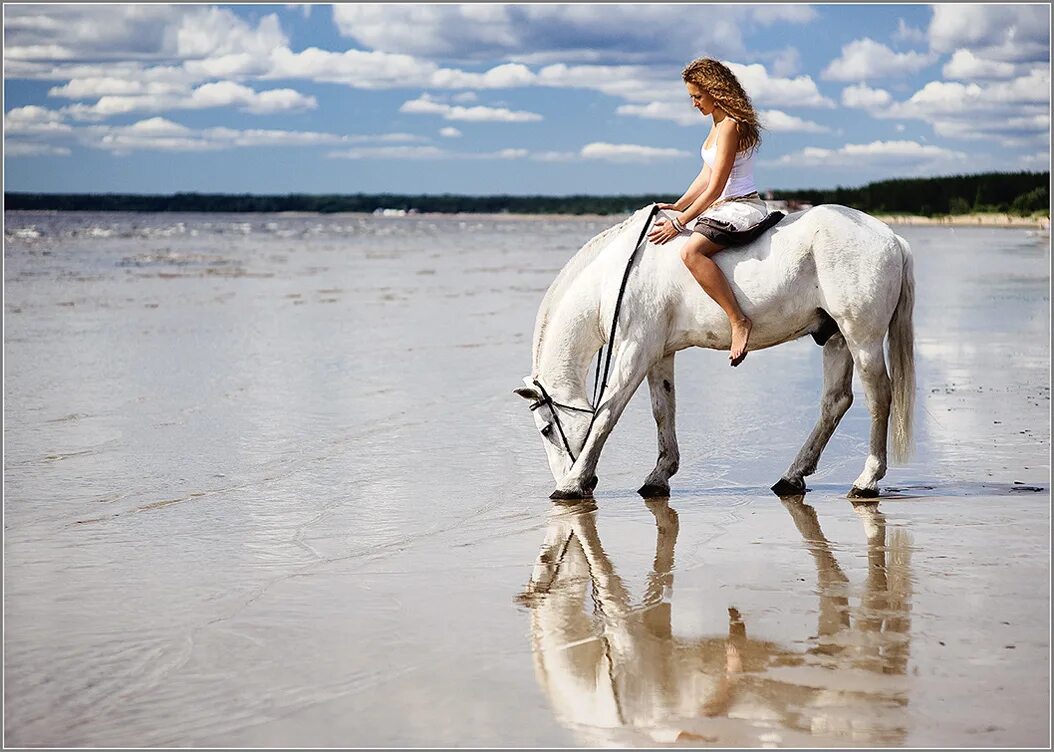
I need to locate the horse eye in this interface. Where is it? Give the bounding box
[541,424,553,437]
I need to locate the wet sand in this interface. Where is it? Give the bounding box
[872,213,1049,229]
[3,212,1050,747]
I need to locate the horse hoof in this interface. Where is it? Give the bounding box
[585,475,599,492]
[550,487,592,500]
[771,477,806,497]
[637,482,670,498]
[848,486,879,499]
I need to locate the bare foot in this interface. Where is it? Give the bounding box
[729,316,752,366]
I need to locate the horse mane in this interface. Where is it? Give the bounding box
[531,213,638,370]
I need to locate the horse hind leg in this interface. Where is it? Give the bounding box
[846,338,892,498]
[773,333,854,496]
[639,353,679,498]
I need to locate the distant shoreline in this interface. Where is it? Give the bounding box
[5,206,1050,229]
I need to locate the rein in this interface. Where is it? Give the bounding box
[531,204,661,464]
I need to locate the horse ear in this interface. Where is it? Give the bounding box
[514,385,541,401]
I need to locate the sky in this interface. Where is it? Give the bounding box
[3,3,1051,195]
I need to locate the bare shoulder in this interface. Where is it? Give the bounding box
[717,117,741,146]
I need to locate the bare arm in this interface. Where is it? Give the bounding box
[680,119,739,222]
[649,119,740,245]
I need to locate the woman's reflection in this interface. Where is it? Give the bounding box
[518,497,913,746]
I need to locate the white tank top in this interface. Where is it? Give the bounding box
[700,122,758,201]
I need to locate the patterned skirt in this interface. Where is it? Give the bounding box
[693,192,785,246]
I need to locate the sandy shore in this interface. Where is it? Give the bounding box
[873,212,1050,228]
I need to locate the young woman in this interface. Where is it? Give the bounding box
[647,57,782,366]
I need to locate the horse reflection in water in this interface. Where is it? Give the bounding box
[518,499,912,747]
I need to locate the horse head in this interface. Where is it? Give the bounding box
[514,377,597,493]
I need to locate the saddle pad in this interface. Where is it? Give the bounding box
[694,210,786,247]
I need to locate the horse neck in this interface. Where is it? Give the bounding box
[534,279,604,402]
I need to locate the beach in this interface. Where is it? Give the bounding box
[872,212,1050,228]
[3,210,1050,747]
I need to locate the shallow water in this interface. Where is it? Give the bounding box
[3,211,1050,747]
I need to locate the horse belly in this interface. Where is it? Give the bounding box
[667,256,822,353]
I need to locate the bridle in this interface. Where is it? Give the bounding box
[529,204,662,465]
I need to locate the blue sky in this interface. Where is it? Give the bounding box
[3,3,1050,195]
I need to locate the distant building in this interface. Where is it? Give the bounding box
[765,196,813,213]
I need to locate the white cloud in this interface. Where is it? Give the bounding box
[942,49,1018,81]
[727,62,836,108]
[329,5,794,65]
[616,101,700,127]
[3,6,287,63]
[451,92,478,103]
[175,7,287,60]
[769,47,802,78]
[841,68,1050,146]
[533,63,676,103]
[580,142,690,162]
[531,151,579,162]
[439,127,462,138]
[3,105,73,135]
[48,78,185,99]
[760,109,830,133]
[931,114,1051,142]
[1018,151,1051,169]
[841,83,893,109]
[822,38,937,81]
[191,81,315,113]
[328,145,529,160]
[892,19,927,46]
[399,95,542,122]
[60,81,316,121]
[4,142,72,157]
[7,114,398,153]
[929,5,1050,63]
[914,69,1048,109]
[123,117,189,136]
[751,5,818,26]
[51,117,357,153]
[776,139,968,167]
[266,47,434,89]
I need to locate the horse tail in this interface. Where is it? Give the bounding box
[888,234,915,464]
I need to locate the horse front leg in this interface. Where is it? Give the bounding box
[639,353,679,498]
[773,333,854,496]
[550,342,654,499]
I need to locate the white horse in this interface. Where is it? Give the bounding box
[514,204,915,499]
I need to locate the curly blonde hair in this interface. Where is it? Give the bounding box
[682,57,762,155]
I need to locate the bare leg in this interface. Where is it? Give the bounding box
[679,233,752,366]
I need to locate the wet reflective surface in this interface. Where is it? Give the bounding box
[4,212,1050,746]
[522,498,913,746]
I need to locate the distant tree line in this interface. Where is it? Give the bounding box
[770,171,1049,216]
[3,191,661,216]
[4,171,1049,216]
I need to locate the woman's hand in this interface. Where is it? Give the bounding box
[648,212,689,245]
[656,202,680,211]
